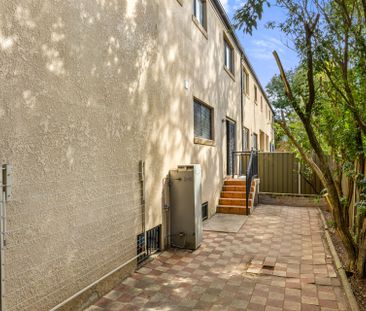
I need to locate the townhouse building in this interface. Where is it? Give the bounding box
[0,0,274,310]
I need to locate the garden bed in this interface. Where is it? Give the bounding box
[321,206,366,311]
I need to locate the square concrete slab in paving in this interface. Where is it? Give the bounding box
[85,205,350,311]
[203,213,248,233]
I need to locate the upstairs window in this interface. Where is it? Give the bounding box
[193,0,207,29]
[224,38,234,74]
[254,85,258,103]
[194,99,213,141]
[243,69,249,95]
[260,96,263,111]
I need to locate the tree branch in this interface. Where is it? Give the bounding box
[277,115,326,186]
[304,15,319,117]
[272,50,306,121]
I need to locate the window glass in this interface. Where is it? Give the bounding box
[194,0,205,28]
[194,100,213,140]
[243,70,249,94]
[254,85,258,102]
[224,39,233,73]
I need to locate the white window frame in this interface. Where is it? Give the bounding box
[193,0,206,29]
[224,37,234,74]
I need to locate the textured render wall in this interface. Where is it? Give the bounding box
[144,0,244,228]
[0,1,159,310]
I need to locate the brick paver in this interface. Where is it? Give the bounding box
[86,205,350,311]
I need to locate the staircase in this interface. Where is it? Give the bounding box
[217,178,256,215]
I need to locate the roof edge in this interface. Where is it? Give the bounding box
[211,0,275,114]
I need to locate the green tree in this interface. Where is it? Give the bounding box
[235,0,366,277]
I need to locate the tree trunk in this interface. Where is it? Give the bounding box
[272,47,359,272]
[301,118,358,265]
[356,218,366,277]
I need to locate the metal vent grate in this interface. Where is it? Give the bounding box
[202,201,208,221]
[137,225,161,265]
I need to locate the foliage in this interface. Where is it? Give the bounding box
[233,0,270,35]
[356,176,366,214]
[234,0,366,277]
[327,219,336,228]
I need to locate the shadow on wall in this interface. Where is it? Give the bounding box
[0,1,163,311]
[0,0,239,310]
[145,0,244,228]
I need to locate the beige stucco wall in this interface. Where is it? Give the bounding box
[0,1,159,310]
[0,0,274,310]
[145,0,245,233]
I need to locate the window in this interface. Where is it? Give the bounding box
[224,38,234,74]
[252,133,258,150]
[260,96,263,111]
[254,85,258,103]
[194,99,213,141]
[243,69,249,95]
[193,0,206,29]
[243,127,250,150]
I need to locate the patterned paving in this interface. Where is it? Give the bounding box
[86,205,350,311]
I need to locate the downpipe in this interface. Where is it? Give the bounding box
[1,164,11,311]
[163,176,171,248]
[0,191,5,311]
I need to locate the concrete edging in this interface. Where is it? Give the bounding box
[259,193,326,208]
[317,208,360,311]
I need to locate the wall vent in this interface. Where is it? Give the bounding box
[202,201,208,220]
[137,225,161,265]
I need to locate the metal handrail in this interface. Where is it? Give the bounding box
[231,149,258,214]
[231,150,251,178]
[245,149,258,214]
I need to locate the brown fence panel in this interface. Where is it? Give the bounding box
[300,164,323,194]
[252,152,322,195]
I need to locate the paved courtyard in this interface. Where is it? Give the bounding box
[86,205,350,311]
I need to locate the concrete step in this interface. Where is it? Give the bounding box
[222,185,254,192]
[220,191,253,199]
[217,205,251,215]
[219,198,253,206]
[219,198,247,206]
[224,179,246,186]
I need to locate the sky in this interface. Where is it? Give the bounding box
[219,0,299,88]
